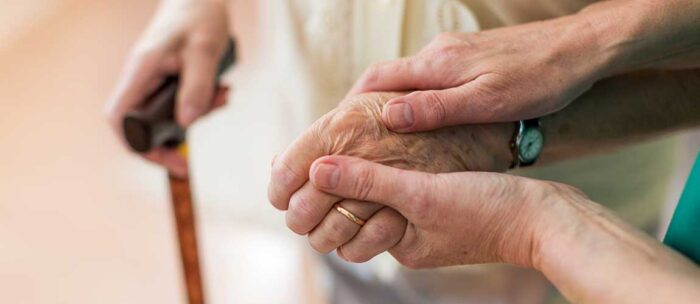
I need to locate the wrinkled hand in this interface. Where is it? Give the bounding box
[308,156,700,304]
[104,0,230,177]
[349,16,612,132]
[268,92,513,262]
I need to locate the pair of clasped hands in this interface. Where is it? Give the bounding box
[105,0,700,302]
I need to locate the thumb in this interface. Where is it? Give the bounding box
[309,155,436,221]
[382,79,514,132]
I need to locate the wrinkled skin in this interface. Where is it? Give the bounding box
[269,92,513,261]
[317,93,512,173]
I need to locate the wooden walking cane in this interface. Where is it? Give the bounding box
[121,41,236,304]
[168,146,205,304]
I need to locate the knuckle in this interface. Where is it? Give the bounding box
[363,63,384,84]
[430,33,460,54]
[420,91,448,124]
[270,160,298,191]
[404,177,434,218]
[353,167,376,201]
[267,158,297,210]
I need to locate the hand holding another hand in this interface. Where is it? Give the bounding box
[349,16,613,132]
[268,92,513,262]
[308,156,700,304]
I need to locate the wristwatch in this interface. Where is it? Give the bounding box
[509,119,544,169]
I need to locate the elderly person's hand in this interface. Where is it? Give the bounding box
[268,92,514,261]
[104,0,230,177]
[308,155,700,304]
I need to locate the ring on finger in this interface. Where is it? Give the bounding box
[335,203,366,226]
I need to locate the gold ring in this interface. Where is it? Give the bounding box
[335,204,366,226]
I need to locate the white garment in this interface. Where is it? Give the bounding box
[191,0,678,302]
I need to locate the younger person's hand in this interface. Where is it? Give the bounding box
[308,155,700,304]
[348,16,612,132]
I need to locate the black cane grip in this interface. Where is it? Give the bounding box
[122,40,236,153]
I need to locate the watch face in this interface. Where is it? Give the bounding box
[519,128,544,163]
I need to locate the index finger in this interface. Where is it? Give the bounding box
[346,57,420,97]
[268,128,328,210]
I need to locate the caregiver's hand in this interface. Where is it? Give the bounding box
[348,16,610,132]
[350,0,700,134]
[269,92,513,260]
[310,155,700,304]
[104,0,230,177]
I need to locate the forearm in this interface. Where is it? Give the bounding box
[578,0,700,74]
[540,69,700,163]
[534,194,700,303]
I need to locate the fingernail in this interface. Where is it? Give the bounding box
[313,163,340,189]
[385,102,414,130]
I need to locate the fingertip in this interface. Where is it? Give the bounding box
[284,206,308,235]
[267,185,288,211]
[268,159,299,211]
[381,98,416,132]
[309,156,345,189]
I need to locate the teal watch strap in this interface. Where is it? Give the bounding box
[663,150,700,264]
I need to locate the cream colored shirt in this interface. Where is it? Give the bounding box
[192,0,678,302]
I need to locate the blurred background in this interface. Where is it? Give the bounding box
[0,0,322,303]
[2,1,699,304]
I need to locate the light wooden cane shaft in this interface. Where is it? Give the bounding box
[169,145,205,304]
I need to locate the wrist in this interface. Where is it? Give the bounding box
[527,185,612,302]
[573,1,644,76]
[538,14,616,87]
[485,122,517,172]
[576,0,700,75]
[529,184,700,303]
